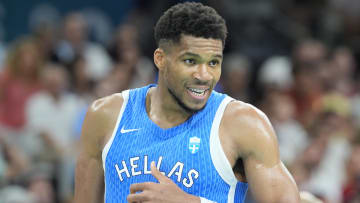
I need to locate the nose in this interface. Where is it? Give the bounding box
[193,64,213,82]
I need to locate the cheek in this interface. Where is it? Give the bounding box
[163,65,181,88]
[164,65,175,81]
[213,68,222,82]
[166,62,184,80]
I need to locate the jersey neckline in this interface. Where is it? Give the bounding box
[139,84,211,138]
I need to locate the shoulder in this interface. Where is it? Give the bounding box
[85,93,124,133]
[220,100,279,164]
[88,93,124,115]
[81,93,124,156]
[222,100,272,132]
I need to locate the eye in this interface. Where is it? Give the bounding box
[209,60,219,67]
[183,59,196,65]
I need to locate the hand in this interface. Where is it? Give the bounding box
[127,162,200,203]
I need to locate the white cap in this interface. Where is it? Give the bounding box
[258,56,293,89]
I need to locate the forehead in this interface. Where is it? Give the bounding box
[171,35,223,57]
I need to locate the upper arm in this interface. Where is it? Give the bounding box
[74,93,123,203]
[223,102,300,203]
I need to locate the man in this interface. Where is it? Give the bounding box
[75,2,300,203]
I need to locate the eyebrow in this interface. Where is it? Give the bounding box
[181,52,223,59]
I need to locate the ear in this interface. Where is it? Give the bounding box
[154,48,166,71]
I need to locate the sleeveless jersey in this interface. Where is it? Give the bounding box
[102,84,248,202]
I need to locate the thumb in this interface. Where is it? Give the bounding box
[151,161,169,183]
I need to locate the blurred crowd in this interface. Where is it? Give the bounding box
[0,1,359,203]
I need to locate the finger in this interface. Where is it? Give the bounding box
[150,161,169,183]
[127,191,150,202]
[130,182,156,194]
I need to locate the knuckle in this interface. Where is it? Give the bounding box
[144,182,155,188]
[129,184,138,193]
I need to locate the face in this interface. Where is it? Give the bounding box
[18,43,40,75]
[43,68,67,95]
[64,15,87,45]
[156,35,223,112]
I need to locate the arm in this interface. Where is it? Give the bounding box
[222,102,300,203]
[0,134,29,180]
[74,94,123,203]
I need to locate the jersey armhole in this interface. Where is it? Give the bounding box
[210,96,248,202]
[210,96,238,186]
[101,90,130,171]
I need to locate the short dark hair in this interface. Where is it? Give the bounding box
[154,2,227,48]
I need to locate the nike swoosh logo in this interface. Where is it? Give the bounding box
[120,126,141,133]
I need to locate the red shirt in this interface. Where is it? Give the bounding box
[0,72,42,129]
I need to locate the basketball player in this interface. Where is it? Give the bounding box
[75,2,300,203]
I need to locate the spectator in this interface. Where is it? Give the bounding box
[292,109,352,203]
[27,166,56,203]
[105,23,156,93]
[55,12,112,81]
[25,65,85,202]
[260,90,308,166]
[221,53,251,102]
[67,55,96,104]
[32,22,59,63]
[0,133,30,186]
[288,39,328,127]
[342,135,360,203]
[0,37,43,131]
[258,56,293,91]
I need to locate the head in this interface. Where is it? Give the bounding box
[292,38,327,65]
[41,64,69,97]
[33,22,58,54]
[63,12,87,46]
[5,36,43,79]
[153,2,227,113]
[222,53,250,98]
[112,24,140,64]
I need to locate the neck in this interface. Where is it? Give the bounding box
[49,91,61,101]
[146,86,192,129]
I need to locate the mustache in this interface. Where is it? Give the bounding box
[191,78,213,87]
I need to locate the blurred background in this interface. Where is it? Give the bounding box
[0,0,359,202]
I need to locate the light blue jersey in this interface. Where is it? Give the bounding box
[102,84,248,202]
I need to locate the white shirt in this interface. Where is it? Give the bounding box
[26,92,85,152]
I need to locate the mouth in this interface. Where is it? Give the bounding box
[186,87,210,100]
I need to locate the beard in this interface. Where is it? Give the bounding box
[167,86,207,114]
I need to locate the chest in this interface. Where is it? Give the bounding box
[106,124,212,185]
